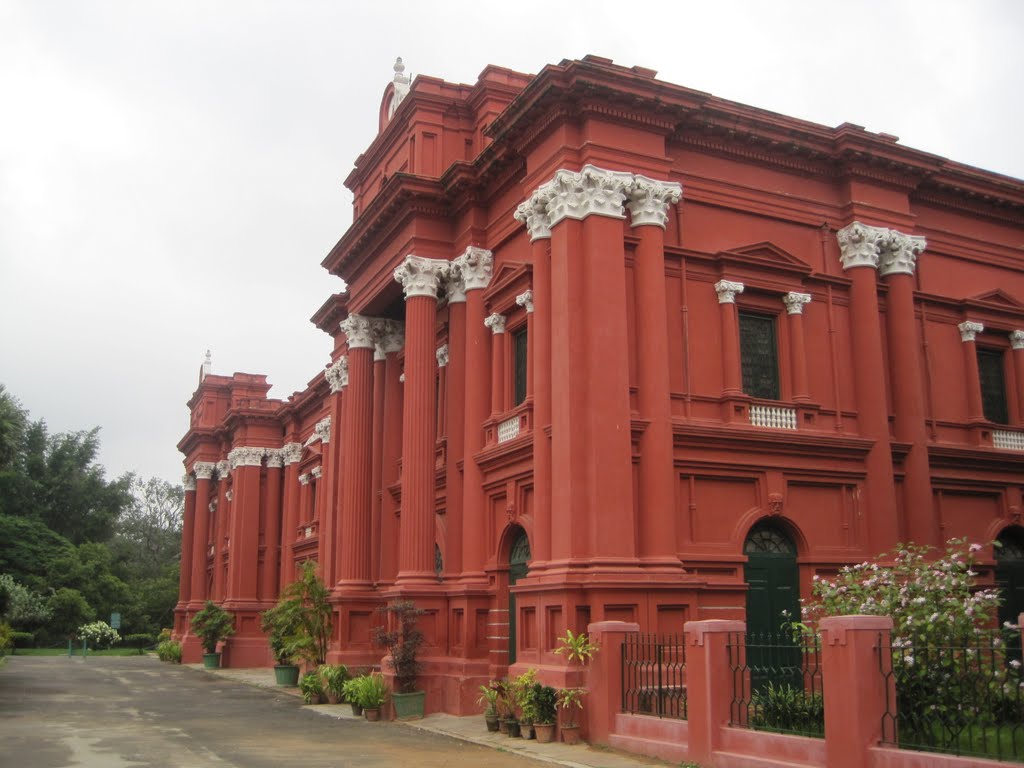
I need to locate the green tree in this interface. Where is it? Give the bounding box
[47,588,96,638]
[0,574,52,629]
[0,385,27,470]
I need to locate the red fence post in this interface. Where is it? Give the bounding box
[684,619,745,765]
[586,621,640,744]
[820,615,894,768]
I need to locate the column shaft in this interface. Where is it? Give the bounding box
[379,352,404,582]
[462,288,490,578]
[178,486,196,606]
[1013,343,1024,426]
[720,301,742,396]
[445,302,467,575]
[212,477,228,600]
[963,337,985,423]
[788,311,810,401]
[260,464,282,600]
[280,459,300,590]
[190,476,212,603]
[227,464,261,601]
[370,356,386,582]
[339,347,375,585]
[489,328,504,416]
[531,239,552,564]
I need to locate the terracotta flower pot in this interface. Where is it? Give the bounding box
[364,707,381,721]
[326,692,341,705]
[561,724,582,745]
[533,723,556,743]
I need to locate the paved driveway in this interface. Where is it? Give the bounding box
[0,656,544,768]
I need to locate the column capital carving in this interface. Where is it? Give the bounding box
[192,461,216,480]
[714,280,745,304]
[228,446,265,468]
[339,313,376,349]
[326,356,349,392]
[311,466,322,479]
[452,247,493,291]
[314,416,332,444]
[1011,330,1024,350]
[484,313,507,334]
[183,474,196,491]
[446,268,467,303]
[542,164,633,227]
[281,442,303,465]
[436,344,449,368]
[394,255,450,299]
[298,473,311,486]
[373,319,404,361]
[958,321,984,342]
[836,221,886,270]
[783,292,812,315]
[515,289,534,313]
[879,231,926,277]
[265,448,283,468]
[627,174,682,229]
[214,460,230,480]
[514,192,553,241]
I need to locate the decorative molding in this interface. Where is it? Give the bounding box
[627,174,682,229]
[183,474,196,492]
[299,473,311,486]
[783,292,812,315]
[879,231,927,277]
[1011,331,1024,350]
[446,267,467,304]
[265,448,283,468]
[542,165,633,226]
[436,344,449,368]
[484,313,507,334]
[452,246,493,291]
[326,356,349,393]
[192,462,216,481]
[958,321,984,342]
[281,442,303,465]
[314,416,332,445]
[399,373,406,383]
[768,492,784,516]
[394,255,450,299]
[836,221,885,271]
[208,501,217,514]
[513,192,553,241]
[515,289,534,314]
[311,466,322,479]
[214,460,230,480]
[225,490,233,502]
[228,446,265,469]
[339,314,376,349]
[714,280,745,304]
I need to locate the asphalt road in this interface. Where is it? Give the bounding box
[0,656,544,768]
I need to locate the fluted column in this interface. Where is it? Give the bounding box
[178,474,196,607]
[370,335,388,583]
[261,450,283,600]
[394,255,449,584]
[514,198,551,563]
[879,231,935,545]
[212,460,229,600]
[226,447,264,601]
[190,462,216,604]
[516,290,535,399]
[1011,331,1024,425]
[485,313,506,417]
[436,345,449,437]
[959,321,986,423]
[715,280,745,397]
[628,175,682,566]
[279,443,302,589]
[783,292,812,402]
[339,314,376,587]
[378,324,405,582]
[445,282,467,575]
[455,247,493,579]
[836,221,899,550]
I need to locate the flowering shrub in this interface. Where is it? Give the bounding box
[77,620,121,648]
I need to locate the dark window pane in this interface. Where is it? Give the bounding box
[739,312,780,400]
[977,347,1009,424]
[513,328,528,406]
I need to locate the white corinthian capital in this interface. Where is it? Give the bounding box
[339,314,376,349]
[958,321,984,343]
[228,446,265,468]
[627,175,682,229]
[783,292,812,315]
[836,221,887,271]
[515,289,534,313]
[394,255,450,299]
[514,191,554,242]
[1011,330,1024,351]
[436,344,449,368]
[484,313,506,334]
[183,474,197,491]
[452,246,493,291]
[325,356,349,392]
[192,461,216,480]
[714,280,745,304]
[541,165,634,227]
[281,442,303,465]
[878,231,926,277]
[373,319,404,361]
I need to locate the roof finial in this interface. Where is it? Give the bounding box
[389,57,410,117]
[201,349,212,382]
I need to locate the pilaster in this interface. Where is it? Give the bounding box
[715,279,745,404]
[959,320,986,425]
[1011,331,1024,426]
[783,292,812,403]
[189,461,215,606]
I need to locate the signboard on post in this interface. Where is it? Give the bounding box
[110,612,121,630]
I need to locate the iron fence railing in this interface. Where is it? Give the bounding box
[621,633,687,719]
[879,630,1024,762]
[728,631,824,738]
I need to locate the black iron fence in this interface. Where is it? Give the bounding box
[879,630,1024,762]
[621,633,687,719]
[728,631,824,738]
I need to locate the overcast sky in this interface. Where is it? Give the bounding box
[2,0,1022,487]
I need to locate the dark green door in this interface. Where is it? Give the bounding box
[996,531,1024,660]
[508,530,530,666]
[744,522,800,691]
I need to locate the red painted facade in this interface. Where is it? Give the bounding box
[175,56,1024,715]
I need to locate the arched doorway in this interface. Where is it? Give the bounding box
[996,528,1024,659]
[743,521,800,637]
[508,528,531,665]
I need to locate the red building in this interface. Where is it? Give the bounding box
[175,56,1024,714]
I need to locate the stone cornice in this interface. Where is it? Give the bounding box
[192,461,216,481]
[484,313,507,334]
[783,292,812,315]
[394,255,450,299]
[452,246,493,291]
[515,289,534,313]
[339,314,376,349]
[714,280,744,304]
[958,321,984,342]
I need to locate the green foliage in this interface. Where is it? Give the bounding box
[300,671,324,703]
[190,601,235,653]
[47,588,96,638]
[0,515,74,592]
[260,597,307,665]
[122,633,154,654]
[556,687,588,727]
[157,638,182,663]
[510,668,539,721]
[77,620,120,648]
[476,683,500,717]
[0,623,12,657]
[0,574,52,629]
[554,629,598,665]
[351,672,389,709]
[750,682,824,735]
[9,631,35,649]
[318,663,349,698]
[263,561,332,665]
[342,676,364,706]
[372,600,424,693]
[525,683,559,725]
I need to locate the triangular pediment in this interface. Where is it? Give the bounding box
[718,242,812,276]
[967,289,1024,309]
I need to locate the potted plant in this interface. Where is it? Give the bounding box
[357,672,389,721]
[476,683,500,732]
[529,684,559,743]
[260,599,304,686]
[342,676,364,717]
[318,663,349,705]
[491,679,512,734]
[511,668,538,738]
[263,561,333,672]
[300,671,324,704]
[557,687,587,744]
[190,601,235,669]
[372,600,425,720]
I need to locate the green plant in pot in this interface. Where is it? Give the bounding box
[342,675,365,717]
[529,684,559,743]
[190,601,235,669]
[476,683,501,732]
[553,629,598,744]
[372,600,425,720]
[356,672,389,721]
[491,679,512,734]
[510,668,538,738]
[300,671,324,704]
[318,663,349,705]
[557,688,588,744]
[260,598,304,686]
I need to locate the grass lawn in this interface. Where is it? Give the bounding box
[11,648,149,657]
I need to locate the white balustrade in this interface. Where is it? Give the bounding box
[749,405,797,430]
[993,430,1024,451]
